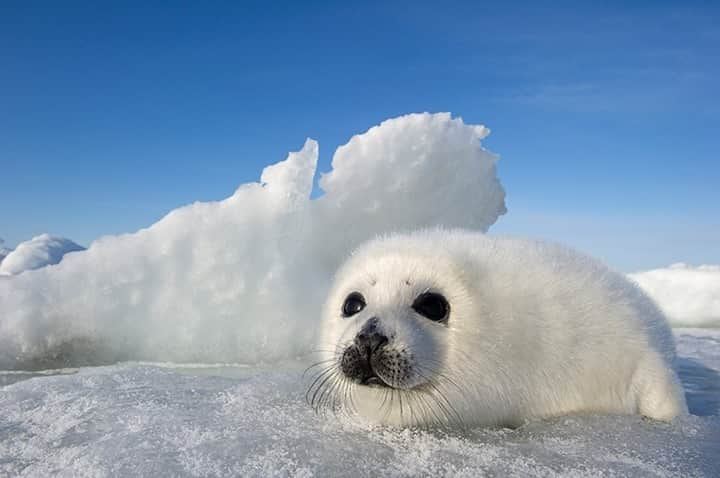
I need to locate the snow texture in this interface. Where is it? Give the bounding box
[0,234,85,277]
[0,329,718,477]
[0,113,506,370]
[630,264,720,328]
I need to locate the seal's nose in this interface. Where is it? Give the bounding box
[355,317,388,353]
[341,318,390,385]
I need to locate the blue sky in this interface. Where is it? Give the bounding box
[1,0,718,271]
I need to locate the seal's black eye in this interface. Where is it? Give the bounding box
[342,292,366,317]
[412,292,449,322]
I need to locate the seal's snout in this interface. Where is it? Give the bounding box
[354,317,388,353]
[341,317,390,386]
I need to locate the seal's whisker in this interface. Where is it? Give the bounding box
[331,375,349,414]
[305,367,331,400]
[319,372,341,414]
[412,388,444,427]
[340,377,352,415]
[406,392,423,427]
[323,371,343,407]
[412,367,465,427]
[302,359,337,378]
[382,388,395,423]
[413,361,466,396]
[305,366,335,404]
[309,369,339,411]
[320,373,344,416]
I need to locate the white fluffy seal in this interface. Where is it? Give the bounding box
[310,229,687,428]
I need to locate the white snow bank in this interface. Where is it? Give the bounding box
[0,234,85,276]
[0,329,717,477]
[0,113,506,369]
[630,264,720,328]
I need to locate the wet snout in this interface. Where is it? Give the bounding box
[341,317,389,385]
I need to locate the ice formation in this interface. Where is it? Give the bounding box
[630,264,720,328]
[0,113,506,369]
[0,234,85,276]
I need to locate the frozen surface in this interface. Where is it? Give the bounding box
[0,113,506,369]
[630,264,720,328]
[0,234,84,276]
[0,329,718,477]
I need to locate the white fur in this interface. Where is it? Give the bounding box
[316,229,687,428]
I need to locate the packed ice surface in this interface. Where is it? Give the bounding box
[0,329,718,477]
[629,264,720,328]
[0,113,506,369]
[0,234,84,276]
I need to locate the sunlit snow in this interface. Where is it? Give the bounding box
[630,264,720,328]
[0,234,84,276]
[0,113,506,369]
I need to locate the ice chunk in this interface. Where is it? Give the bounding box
[630,264,720,328]
[0,113,506,369]
[0,234,84,276]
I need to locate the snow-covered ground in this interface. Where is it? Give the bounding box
[0,328,718,477]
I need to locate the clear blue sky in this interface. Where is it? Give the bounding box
[1,0,718,271]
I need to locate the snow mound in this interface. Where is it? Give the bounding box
[630,264,720,328]
[0,234,85,276]
[0,113,506,369]
[0,329,718,477]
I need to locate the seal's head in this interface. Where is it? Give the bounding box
[310,232,480,427]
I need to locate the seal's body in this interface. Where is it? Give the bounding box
[313,229,687,427]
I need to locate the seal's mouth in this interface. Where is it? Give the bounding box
[360,345,392,388]
[360,373,390,388]
[340,341,397,389]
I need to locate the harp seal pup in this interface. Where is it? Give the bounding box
[311,229,687,428]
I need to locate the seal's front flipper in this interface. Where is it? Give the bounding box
[633,354,688,421]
